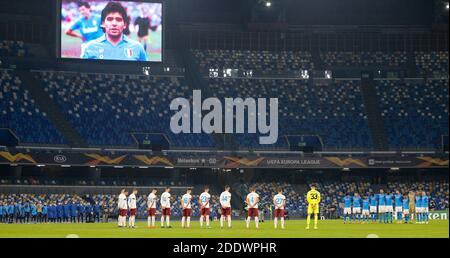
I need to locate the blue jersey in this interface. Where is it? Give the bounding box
[31,205,37,216]
[402,198,409,210]
[63,205,70,217]
[70,204,78,216]
[415,196,423,208]
[94,205,100,213]
[24,204,31,213]
[7,205,14,215]
[85,205,93,213]
[0,206,3,216]
[385,194,393,206]
[422,196,429,208]
[78,205,85,214]
[70,14,103,42]
[343,197,352,208]
[395,194,403,207]
[353,196,361,208]
[57,205,63,218]
[378,194,386,206]
[82,35,148,61]
[362,199,370,210]
[370,196,378,207]
[42,206,48,215]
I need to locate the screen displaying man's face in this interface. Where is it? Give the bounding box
[61,0,163,62]
[103,12,126,38]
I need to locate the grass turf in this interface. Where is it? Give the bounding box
[0,220,448,238]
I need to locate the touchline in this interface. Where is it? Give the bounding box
[170,90,279,144]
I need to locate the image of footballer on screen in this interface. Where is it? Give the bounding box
[61,0,162,62]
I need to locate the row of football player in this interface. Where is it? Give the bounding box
[117,185,320,230]
[0,200,104,224]
[341,189,430,224]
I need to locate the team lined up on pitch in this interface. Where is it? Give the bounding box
[118,184,322,230]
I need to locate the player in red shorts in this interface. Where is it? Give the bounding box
[127,189,138,228]
[147,189,158,228]
[181,188,193,228]
[220,185,232,229]
[199,186,212,229]
[273,188,286,229]
[117,189,128,228]
[160,187,172,228]
[245,187,260,229]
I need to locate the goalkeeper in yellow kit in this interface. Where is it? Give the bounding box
[306,184,321,230]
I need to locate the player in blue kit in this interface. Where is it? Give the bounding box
[415,193,423,224]
[81,2,148,61]
[394,191,403,223]
[421,191,429,224]
[66,2,104,44]
[402,194,410,224]
[70,202,78,223]
[41,203,48,223]
[0,201,3,224]
[377,189,386,223]
[385,192,394,224]
[31,203,37,223]
[63,202,71,223]
[361,196,370,223]
[342,194,352,224]
[352,193,362,223]
[369,193,378,223]
[78,203,85,223]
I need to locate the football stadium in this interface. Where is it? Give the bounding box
[0,0,449,242]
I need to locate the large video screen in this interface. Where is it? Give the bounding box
[60,0,162,62]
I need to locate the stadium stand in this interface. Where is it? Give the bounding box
[375,79,449,149]
[207,78,373,149]
[0,40,28,58]
[36,71,215,147]
[320,51,408,67]
[193,50,315,73]
[0,69,65,144]
[415,51,449,78]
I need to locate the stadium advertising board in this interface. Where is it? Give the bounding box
[60,0,163,62]
[0,150,448,169]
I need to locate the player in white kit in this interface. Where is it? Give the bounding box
[199,187,212,229]
[160,187,172,228]
[273,188,286,229]
[219,185,232,229]
[117,189,128,227]
[246,187,260,229]
[127,189,138,228]
[181,188,193,228]
[147,189,158,228]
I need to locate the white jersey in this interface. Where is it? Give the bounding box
[147,193,157,209]
[127,193,137,209]
[273,194,286,210]
[118,193,128,210]
[200,192,211,209]
[182,194,192,209]
[246,192,260,209]
[220,191,232,208]
[160,192,171,208]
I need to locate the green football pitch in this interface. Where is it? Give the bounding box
[0,220,448,238]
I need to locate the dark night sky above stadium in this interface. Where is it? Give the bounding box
[1,0,448,26]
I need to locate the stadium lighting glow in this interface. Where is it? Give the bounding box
[342,168,350,171]
[37,164,46,167]
[446,3,449,10]
[265,1,272,7]
[390,167,400,171]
